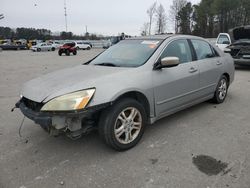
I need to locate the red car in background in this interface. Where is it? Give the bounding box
[58,42,77,56]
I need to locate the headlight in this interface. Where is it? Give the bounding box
[41,89,95,111]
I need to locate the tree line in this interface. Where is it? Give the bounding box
[142,0,250,38]
[0,27,103,40]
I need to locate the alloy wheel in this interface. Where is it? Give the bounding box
[114,107,142,144]
[218,78,227,100]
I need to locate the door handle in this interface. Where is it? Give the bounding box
[189,67,198,73]
[216,61,222,65]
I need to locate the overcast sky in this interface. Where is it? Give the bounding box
[1,0,200,36]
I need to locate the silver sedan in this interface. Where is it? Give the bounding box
[17,35,235,150]
[31,43,56,52]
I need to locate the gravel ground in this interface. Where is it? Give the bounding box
[0,50,250,188]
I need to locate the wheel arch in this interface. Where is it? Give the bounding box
[113,91,151,121]
[223,72,230,83]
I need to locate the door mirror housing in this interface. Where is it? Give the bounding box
[154,57,180,70]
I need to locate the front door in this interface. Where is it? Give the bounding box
[153,39,200,117]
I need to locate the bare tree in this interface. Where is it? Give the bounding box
[155,4,167,34]
[141,22,150,36]
[169,0,187,33]
[147,2,157,35]
[0,14,4,20]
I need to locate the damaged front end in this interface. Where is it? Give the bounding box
[16,97,109,139]
[225,25,250,65]
[226,41,250,64]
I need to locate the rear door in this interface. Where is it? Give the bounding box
[153,39,200,117]
[190,39,223,97]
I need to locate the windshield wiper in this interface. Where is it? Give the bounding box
[95,62,119,67]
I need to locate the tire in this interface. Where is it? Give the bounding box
[58,50,62,56]
[37,48,41,52]
[73,50,77,55]
[212,75,228,104]
[76,46,80,50]
[87,46,91,50]
[51,47,55,51]
[66,50,70,56]
[98,98,147,151]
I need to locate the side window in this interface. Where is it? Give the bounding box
[161,39,192,64]
[191,40,215,60]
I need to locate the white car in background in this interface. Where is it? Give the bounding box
[31,43,56,52]
[49,41,62,49]
[216,33,232,51]
[74,41,91,50]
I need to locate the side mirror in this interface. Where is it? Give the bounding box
[154,57,180,70]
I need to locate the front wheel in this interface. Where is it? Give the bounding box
[73,50,77,55]
[212,75,228,104]
[99,98,146,151]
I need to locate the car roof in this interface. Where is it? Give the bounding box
[129,34,173,40]
[128,34,205,41]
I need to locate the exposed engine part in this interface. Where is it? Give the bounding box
[49,115,97,138]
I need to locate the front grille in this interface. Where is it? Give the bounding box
[22,97,43,112]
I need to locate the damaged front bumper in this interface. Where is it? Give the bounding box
[17,101,52,129]
[16,98,110,138]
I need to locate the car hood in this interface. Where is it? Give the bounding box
[230,25,250,42]
[21,65,129,103]
[230,40,250,47]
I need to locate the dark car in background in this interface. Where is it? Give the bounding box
[0,44,27,50]
[58,42,77,56]
[224,25,250,65]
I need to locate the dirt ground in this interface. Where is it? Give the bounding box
[0,49,250,188]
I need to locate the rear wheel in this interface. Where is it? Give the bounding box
[73,50,77,55]
[87,46,91,50]
[212,75,228,104]
[99,98,146,151]
[37,48,41,52]
[51,47,55,51]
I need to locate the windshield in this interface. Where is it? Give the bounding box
[90,39,162,67]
